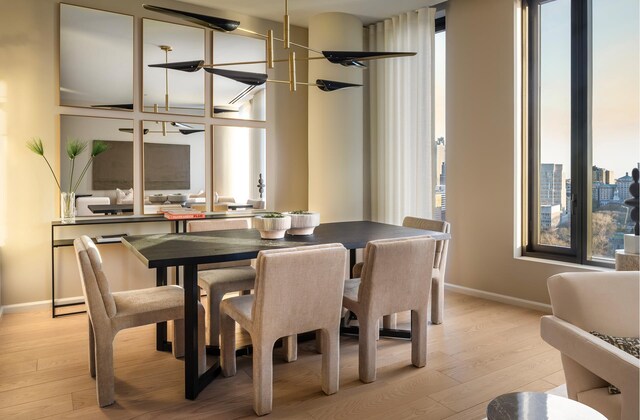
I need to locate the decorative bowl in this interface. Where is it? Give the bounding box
[167,193,187,204]
[284,211,320,235]
[149,194,168,203]
[253,214,291,239]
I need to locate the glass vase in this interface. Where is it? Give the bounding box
[61,192,76,224]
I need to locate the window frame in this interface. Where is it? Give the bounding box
[524,0,612,268]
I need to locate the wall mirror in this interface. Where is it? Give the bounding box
[214,126,266,208]
[142,121,206,214]
[60,115,133,216]
[59,4,133,109]
[213,32,267,121]
[143,19,205,116]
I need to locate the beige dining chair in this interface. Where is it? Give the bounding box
[352,216,450,326]
[73,235,206,407]
[344,236,436,383]
[219,243,347,416]
[186,218,256,346]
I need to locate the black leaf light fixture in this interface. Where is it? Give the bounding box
[142,1,416,93]
[118,122,204,136]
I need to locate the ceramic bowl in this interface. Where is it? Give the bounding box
[284,212,320,235]
[167,193,187,204]
[253,215,291,239]
[149,194,168,203]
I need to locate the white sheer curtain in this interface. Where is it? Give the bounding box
[368,8,436,225]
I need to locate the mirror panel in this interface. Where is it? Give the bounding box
[213,32,266,121]
[214,126,266,207]
[60,115,134,216]
[143,19,205,116]
[143,121,206,214]
[60,4,133,109]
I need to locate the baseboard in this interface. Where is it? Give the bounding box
[2,296,84,314]
[445,283,552,314]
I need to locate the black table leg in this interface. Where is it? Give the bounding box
[156,267,172,352]
[349,249,357,274]
[184,264,221,400]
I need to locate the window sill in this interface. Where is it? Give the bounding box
[514,255,614,272]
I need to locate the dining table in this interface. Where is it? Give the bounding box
[121,220,451,400]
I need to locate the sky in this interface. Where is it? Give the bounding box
[540,0,640,180]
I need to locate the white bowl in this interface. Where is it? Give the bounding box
[285,212,320,235]
[167,193,187,204]
[253,215,291,239]
[149,194,167,203]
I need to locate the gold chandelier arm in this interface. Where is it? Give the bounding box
[204,55,327,68]
[235,26,322,54]
[267,79,316,87]
[283,0,290,49]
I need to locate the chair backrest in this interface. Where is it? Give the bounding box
[402,216,450,271]
[358,236,436,316]
[252,244,347,339]
[548,271,640,337]
[186,219,252,270]
[74,236,117,324]
[76,197,111,216]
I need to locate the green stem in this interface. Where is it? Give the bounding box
[68,157,76,193]
[41,155,62,192]
[72,157,93,193]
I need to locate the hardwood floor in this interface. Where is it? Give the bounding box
[0,291,564,419]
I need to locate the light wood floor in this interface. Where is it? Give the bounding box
[0,291,564,419]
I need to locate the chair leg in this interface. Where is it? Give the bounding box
[253,337,275,416]
[431,277,444,324]
[220,312,237,377]
[172,319,185,359]
[359,315,379,383]
[410,309,428,368]
[283,334,297,362]
[88,318,96,378]
[94,335,115,407]
[208,290,226,347]
[382,313,397,329]
[198,303,206,375]
[320,328,340,395]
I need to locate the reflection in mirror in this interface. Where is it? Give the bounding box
[214,126,266,210]
[60,4,133,109]
[60,115,133,216]
[142,121,206,214]
[143,19,205,116]
[213,32,266,121]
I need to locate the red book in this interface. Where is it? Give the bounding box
[163,210,206,220]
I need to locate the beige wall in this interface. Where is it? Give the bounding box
[445,0,595,305]
[0,0,308,306]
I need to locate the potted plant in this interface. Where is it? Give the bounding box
[284,210,320,235]
[253,212,291,239]
[27,137,109,223]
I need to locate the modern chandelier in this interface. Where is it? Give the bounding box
[142,1,417,92]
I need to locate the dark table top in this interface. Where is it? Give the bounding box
[88,204,134,214]
[122,220,450,269]
[487,392,606,420]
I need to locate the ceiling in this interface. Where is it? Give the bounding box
[176,0,446,27]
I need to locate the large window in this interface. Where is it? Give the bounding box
[434,16,446,221]
[526,0,639,265]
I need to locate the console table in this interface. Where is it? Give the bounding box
[50,212,261,317]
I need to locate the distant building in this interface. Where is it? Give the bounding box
[592,165,614,184]
[592,182,617,208]
[616,172,634,201]
[540,204,562,229]
[439,161,446,186]
[540,164,566,210]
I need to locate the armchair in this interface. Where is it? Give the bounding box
[540,271,639,420]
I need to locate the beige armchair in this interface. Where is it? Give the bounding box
[73,236,205,407]
[186,219,256,346]
[344,236,436,383]
[220,243,347,416]
[540,272,640,420]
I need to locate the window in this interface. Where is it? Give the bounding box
[525,0,639,266]
[434,16,446,221]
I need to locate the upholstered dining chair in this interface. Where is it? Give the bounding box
[352,216,450,326]
[186,219,256,346]
[541,272,640,420]
[344,236,436,383]
[73,235,206,407]
[76,196,110,216]
[219,243,347,416]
